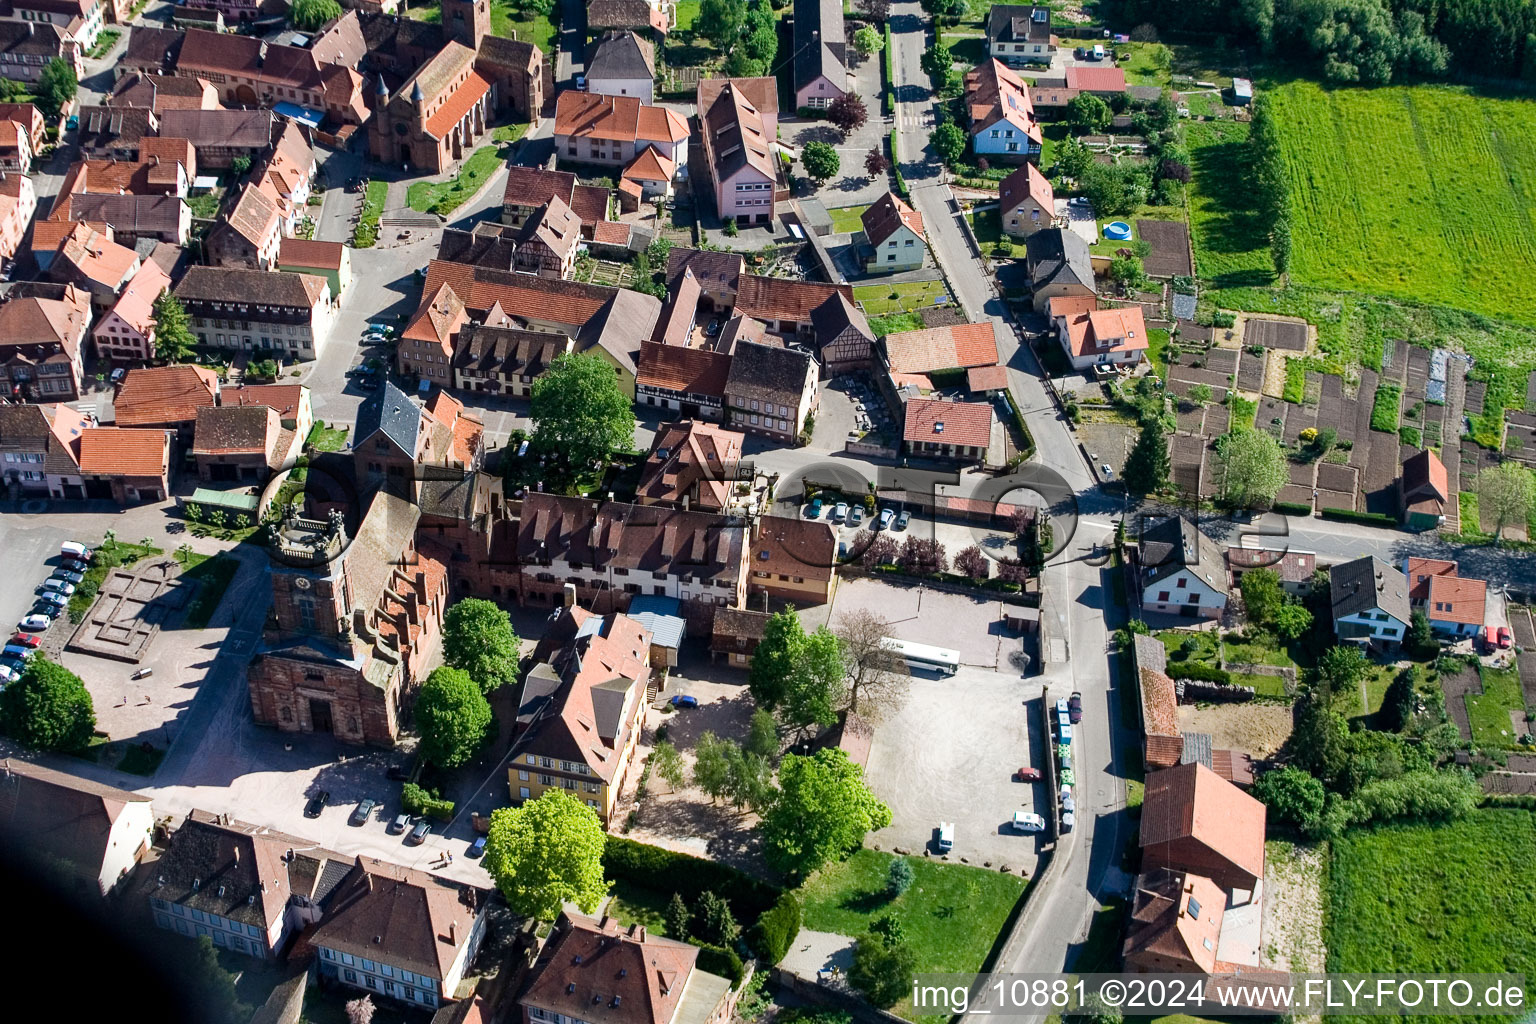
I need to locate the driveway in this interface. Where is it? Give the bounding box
[786,51,894,209]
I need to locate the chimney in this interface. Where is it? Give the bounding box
[449,922,457,944]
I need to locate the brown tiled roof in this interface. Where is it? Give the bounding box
[587,0,670,33]
[453,323,568,379]
[750,516,836,583]
[734,275,852,324]
[1226,546,1315,585]
[701,81,775,184]
[193,405,276,455]
[403,283,469,350]
[114,365,220,426]
[0,759,150,894]
[965,59,1041,142]
[478,32,540,72]
[651,268,701,345]
[1140,666,1179,740]
[78,427,168,476]
[1402,447,1448,503]
[502,164,578,210]
[903,398,992,448]
[592,220,632,246]
[56,223,141,290]
[636,341,731,398]
[1140,761,1266,882]
[524,913,705,1024]
[107,72,215,111]
[1427,573,1486,626]
[424,70,492,140]
[175,27,262,77]
[0,403,87,476]
[998,162,1055,221]
[966,364,1010,392]
[570,184,612,227]
[667,247,744,292]
[0,289,90,353]
[174,267,328,309]
[637,420,743,512]
[1124,868,1224,973]
[122,25,184,70]
[860,191,924,247]
[222,181,281,249]
[884,321,1000,373]
[555,91,688,145]
[278,237,345,271]
[311,857,489,982]
[158,109,274,149]
[697,76,778,118]
[420,260,615,329]
[517,493,745,583]
[139,136,197,180]
[228,384,306,421]
[63,193,184,236]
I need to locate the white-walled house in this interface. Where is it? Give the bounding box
[1137,516,1229,618]
[1330,556,1410,648]
[701,81,778,226]
[0,760,153,897]
[1403,556,1486,638]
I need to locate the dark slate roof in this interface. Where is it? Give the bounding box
[1330,556,1411,624]
[1026,227,1093,291]
[793,0,848,91]
[65,193,185,235]
[585,30,655,81]
[354,379,421,455]
[666,246,744,293]
[725,341,814,405]
[987,4,1052,44]
[123,25,184,70]
[810,292,872,347]
[1139,515,1228,594]
[452,323,567,378]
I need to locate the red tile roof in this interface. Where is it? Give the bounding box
[114,365,219,426]
[884,321,1000,373]
[998,162,1055,220]
[1427,573,1486,626]
[554,91,687,145]
[525,913,702,1024]
[1404,557,1458,602]
[418,260,613,329]
[77,427,168,477]
[1141,762,1266,885]
[903,398,993,448]
[1140,667,1179,743]
[423,70,493,140]
[1066,65,1127,93]
[734,275,853,324]
[228,384,306,421]
[635,342,732,398]
[966,364,1010,392]
[278,237,345,271]
[860,191,924,247]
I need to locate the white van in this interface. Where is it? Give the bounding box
[937,821,955,852]
[60,541,92,562]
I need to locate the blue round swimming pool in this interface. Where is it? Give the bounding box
[1104,221,1133,241]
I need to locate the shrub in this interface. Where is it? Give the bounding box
[603,836,780,918]
[886,857,914,897]
[1272,501,1313,516]
[1320,507,1399,527]
[695,943,745,986]
[751,891,803,964]
[401,782,455,821]
[1166,662,1232,685]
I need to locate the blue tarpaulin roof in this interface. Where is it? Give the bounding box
[273,102,323,130]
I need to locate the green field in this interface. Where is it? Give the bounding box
[799,849,1027,1021]
[407,146,503,215]
[1329,810,1536,1019]
[852,280,950,315]
[828,204,870,234]
[1467,665,1528,747]
[1186,119,1275,290]
[1271,82,1536,329]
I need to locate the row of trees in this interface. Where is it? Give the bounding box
[1247,95,1293,277]
[413,599,523,768]
[697,0,779,77]
[1113,0,1536,84]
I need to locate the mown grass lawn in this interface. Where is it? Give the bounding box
[828,204,869,234]
[1328,809,1536,1011]
[1468,665,1528,747]
[852,280,950,315]
[407,145,504,215]
[868,312,925,338]
[799,849,1027,1021]
[673,0,700,32]
[409,1,559,58]
[492,121,529,145]
[606,877,677,937]
[1271,81,1536,331]
[1185,119,1273,291]
[305,421,349,452]
[180,552,241,630]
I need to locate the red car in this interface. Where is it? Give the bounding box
[9,633,40,649]
[1015,767,1041,782]
[1498,626,1514,649]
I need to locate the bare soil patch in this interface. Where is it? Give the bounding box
[1175,702,1294,758]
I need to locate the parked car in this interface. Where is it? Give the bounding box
[1013,811,1046,833]
[36,592,68,611]
[1497,626,1514,649]
[40,579,75,596]
[109,367,127,384]
[59,542,92,562]
[878,508,894,530]
[806,498,823,518]
[303,790,330,818]
[60,558,89,574]
[1069,691,1083,723]
[407,819,431,845]
[0,657,25,676]
[0,664,18,683]
[1061,811,1075,832]
[51,570,84,585]
[2,645,36,661]
[832,502,849,523]
[936,821,955,851]
[1101,464,1114,479]
[469,837,488,858]
[896,510,911,530]
[849,506,863,526]
[9,633,40,649]
[18,614,51,632]
[350,798,378,826]
[1015,767,1041,782]
[388,813,411,835]
[670,694,698,709]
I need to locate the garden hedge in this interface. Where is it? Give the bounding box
[695,942,745,986]
[603,836,781,918]
[750,891,803,965]
[1320,507,1399,527]
[1272,501,1313,517]
[402,782,454,821]
[1167,662,1232,685]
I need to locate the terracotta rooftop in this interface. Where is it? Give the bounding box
[1427,572,1486,626]
[734,275,852,325]
[884,321,1000,373]
[966,364,1010,392]
[278,237,345,271]
[903,398,992,448]
[636,341,731,398]
[523,912,707,1024]
[750,516,836,584]
[424,70,492,140]
[77,426,168,477]
[114,364,219,426]
[860,191,924,247]
[554,91,687,145]
[637,420,743,512]
[998,162,1055,220]
[1141,761,1266,884]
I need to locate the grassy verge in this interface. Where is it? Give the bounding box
[354,180,387,248]
[179,553,240,630]
[852,280,950,315]
[1146,328,1171,378]
[86,28,121,59]
[492,122,528,144]
[407,146,502,215]
[1229,671,1290,698]
[799,849,1027,1022]
[305,421,349,452]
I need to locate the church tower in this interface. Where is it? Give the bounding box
[441,0,489,50]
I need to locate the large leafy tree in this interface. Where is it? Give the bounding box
[827,94,868,136]
[920,40,957,92]
[697,0,748,46]
[484,790,609,920]
[1239,567,1284,626]
[761,748,891,878]
[930,122,967,165]
[0,656,94,753]
[781,625,847,734]
[442,598,522,692]
[290,0,343,31]
[1215,428,1288,509]
[414,667,492,768]
[35,58,77,120]
[1476,462,1535,540]
[530,351,636,478]
[852,25,884,57]
[749,608,804,709]
[1251,765,1326,837]
[801,141,840,183]
[152,291,196,362]
[1067,92,1112,133]
[849,930,917,1008]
